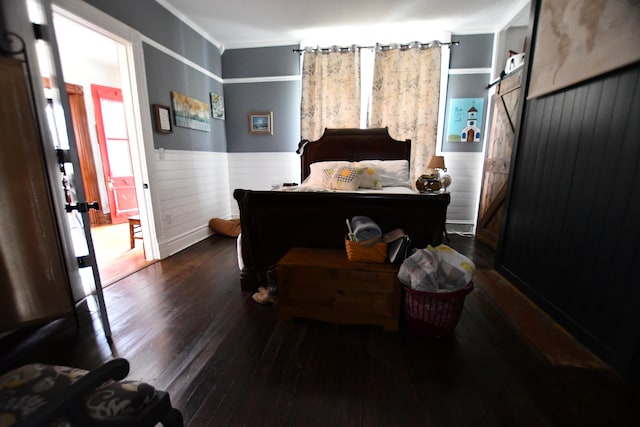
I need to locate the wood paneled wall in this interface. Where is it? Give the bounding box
[443,152,485,232]
[152,149,230,257]
[497,61,640,381]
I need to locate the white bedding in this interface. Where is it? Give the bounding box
[304,159,411,191]
[276,183,417,195]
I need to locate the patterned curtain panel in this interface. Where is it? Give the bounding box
[300,47,361,141]
[369,44,441,187]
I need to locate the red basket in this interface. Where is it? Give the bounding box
[402,282,474,338]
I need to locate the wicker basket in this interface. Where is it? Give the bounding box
[402,282,474,338]
[345,237,387,263]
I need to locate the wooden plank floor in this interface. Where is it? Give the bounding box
[90,222,155,286]
[1,234,639,426]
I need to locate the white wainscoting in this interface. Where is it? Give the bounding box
[152,149,231,258]
[226,151,482,232]
[150,149,482,258]
[441,152,484,234]
[227,152,301,216]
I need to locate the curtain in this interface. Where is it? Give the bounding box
[300,47,361,141]
[369,43,441,187]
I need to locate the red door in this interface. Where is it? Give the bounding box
[91,84,138,224]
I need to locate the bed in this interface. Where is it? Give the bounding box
[233,128,450,291]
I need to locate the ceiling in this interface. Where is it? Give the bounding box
[158,0,530,51]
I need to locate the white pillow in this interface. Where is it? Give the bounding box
[306,161,350,187]
[354,163,382,189]
[328,165,362,191]
[358,160,410,187]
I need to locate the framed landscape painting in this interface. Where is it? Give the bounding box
[171,91,210,132]
[248,111,273,135]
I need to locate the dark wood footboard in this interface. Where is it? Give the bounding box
[234,189,450,291]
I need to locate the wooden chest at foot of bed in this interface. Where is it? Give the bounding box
[276,247,401,331]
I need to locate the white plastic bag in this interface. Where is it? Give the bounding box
[398,244,475,292]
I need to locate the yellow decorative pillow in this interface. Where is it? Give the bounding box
[328,165,361,191]
[356,165,382,189]
[306,161,350,187]
[321,166,339,187]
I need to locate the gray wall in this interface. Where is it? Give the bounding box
[144,45,226,151]
[84,0,221,75]
[449,33,493,69]
[442,34,493,153]
[498,0,640,382]
[86,0,301,154]
[222,45,301,153]
[501,62,640,381]
[223,45,300,78]
[84,0,224,152]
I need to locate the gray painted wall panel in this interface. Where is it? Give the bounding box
[84,0,221,75]
[441,74,490,153]
[224,81,300,153]
[223,45,300,78]
[449,33,493,69]
[223,45,301,153]
[499,62,640,381]
[144,44,226,152]
[441,33,493,153]
[505,26,528,55]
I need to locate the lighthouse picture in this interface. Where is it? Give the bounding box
[445,98,484,143]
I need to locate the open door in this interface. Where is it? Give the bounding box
[91,84,138,224]
[0,55,74,330]
[0,0,111,337]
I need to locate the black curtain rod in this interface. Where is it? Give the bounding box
[486,70,507,89]
[292,40,459,53]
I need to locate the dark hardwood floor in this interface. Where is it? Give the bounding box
[1,234,639,426]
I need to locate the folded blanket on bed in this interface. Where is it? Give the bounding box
[350,216,382,242]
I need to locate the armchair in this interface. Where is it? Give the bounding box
[0,358,182,427]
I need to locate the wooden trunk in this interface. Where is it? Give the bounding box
[476,68,523,249]
[276,248,402,331]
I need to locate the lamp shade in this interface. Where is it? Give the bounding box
[427,155,446,170]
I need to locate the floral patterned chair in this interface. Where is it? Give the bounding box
[0,358,182,427]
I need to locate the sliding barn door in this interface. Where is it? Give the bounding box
[476,68,523,249]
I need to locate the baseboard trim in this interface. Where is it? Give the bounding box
[158,225,212,259]
[473,269,609,370]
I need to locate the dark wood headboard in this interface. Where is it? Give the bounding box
[297,128,411,181]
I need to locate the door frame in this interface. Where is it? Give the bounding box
[53,0,159,261]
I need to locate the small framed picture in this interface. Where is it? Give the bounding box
[153,104,172,133]
[248,111,273,135]
[210,92,225,120]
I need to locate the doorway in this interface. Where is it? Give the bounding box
[52,9,154,285]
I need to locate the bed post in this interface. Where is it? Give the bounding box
[234,189,254,291]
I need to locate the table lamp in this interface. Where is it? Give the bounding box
[428,156,446,176]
